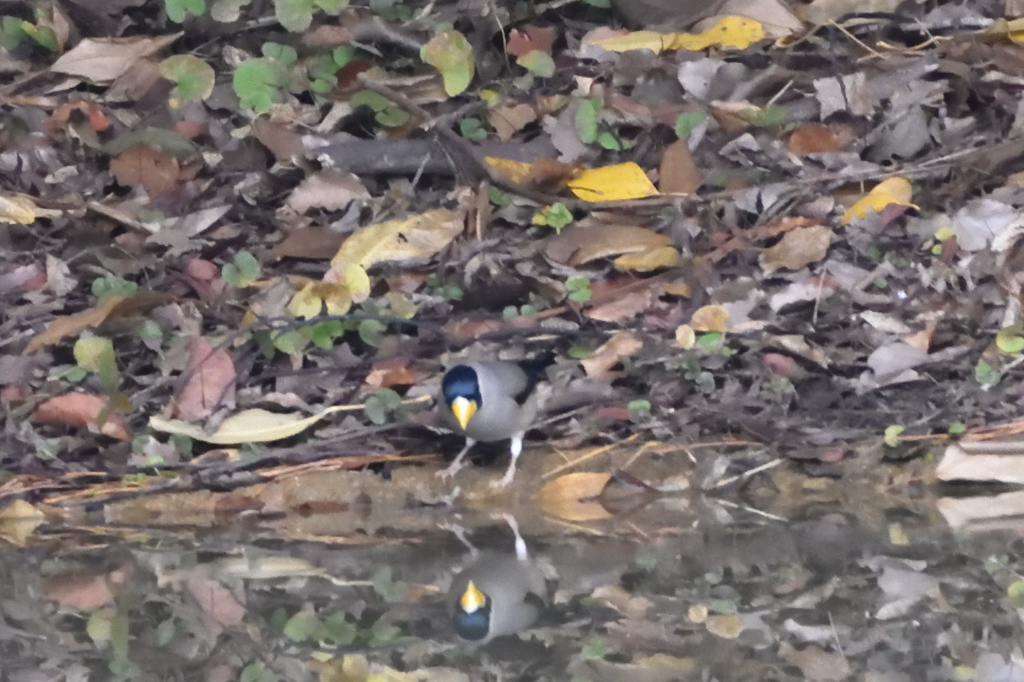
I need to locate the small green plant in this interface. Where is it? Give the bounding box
[91,275,138,301]
[533,202,573,231]
[565,275,591,303]
[458,117,488,141]
[164,0,206,23]
[0,13,58,52]
[627,398,651,422]
[364,388,402,424]
[883,424,904,447]
[222,251,260,287]
[674,112,706,139]
[350,90,411,128]
[502,304,539,319]
[574,98,625,150]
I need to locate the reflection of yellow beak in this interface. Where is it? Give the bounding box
[461,580,485,613]
[451,396,477,430]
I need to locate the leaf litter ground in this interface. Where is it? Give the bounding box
[3,0,1024,679]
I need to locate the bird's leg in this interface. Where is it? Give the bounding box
[437,438,475,480]
[491,511,528,561]
[489,435,523,489]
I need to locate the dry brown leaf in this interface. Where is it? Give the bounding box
[536,472,613,522]
[251,117,305,164]
[614,245,680,271]
[285,171,368,213]
[110,144,180,199]
[546,220,672,266]
[332,208,464,269]
[272,227,345,259]
[659,138,701,194]
[705,614,744,639]
[581,330,643,379]
[24,295,126,354]
[690,305,729,332]
[175,337,237,422]
[31,393,131,440]
[363,357,426,390]
[45,573,115,609]
[758,225,833,273]
[187,568,245,627]
[787,123,840,156]
[585,289,659,323]
[488,103,538,141]
[50,33,181,82]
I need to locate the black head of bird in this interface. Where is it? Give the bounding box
[452,579,491,641]
[441,364,482,431]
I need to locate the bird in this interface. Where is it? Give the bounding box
[448,514,548,642]
[435,354,554,488]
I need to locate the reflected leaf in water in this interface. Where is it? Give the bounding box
[448,513,548,642]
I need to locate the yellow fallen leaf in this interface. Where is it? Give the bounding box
[670,16,765,50]
[485,156,534,184]
[150,406,354,444]
[0,499,45,545]
[287,281,325,319]
[841,177,916,224]
[0,194,39,224]
[591,30,675,53]
[536,472,613,522]
[332,208,463,269]
[690,305,729,332]
[614,245,680,271]
[150,395,430,444]
[569,162,658,202]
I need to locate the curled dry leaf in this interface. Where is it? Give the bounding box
[285,170,368,213]
[331,208,464,270]
[174,337,236,422]
[50,33,181,82]
[759,225,833,273]
[150,403,365,444]
[659,138,701,194]
[109,144,181,199]
[581,330,643,379]
[546,220,672,266]
[689,305,729,332]
[536,472,613,522]
[31,393,131,441]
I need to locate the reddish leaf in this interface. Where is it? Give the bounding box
[31,393,131,440]
[175,337,236,422]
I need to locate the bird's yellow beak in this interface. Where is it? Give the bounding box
[461,580,485,613]
[451,396,477,430]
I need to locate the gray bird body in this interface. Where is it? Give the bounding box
[449,553,547,641]
[438,361,540,444]
[436,357,551,487]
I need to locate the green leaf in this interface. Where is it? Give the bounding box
[233,59,288,113]
[21,22,56,51]
[582,637,608,660]
[272,330,307,355]
[947,422,966,435]
[996,325,1024,354]
[376,106,410,128]
[574,98,600,144]
[350,89,391,112]
[358,319,386,346]
[210,0,251,22]
[314,0,348,13]
[566,275,590,292]
[372,565,407,602]
[283,610,322,642]
[596,130,621,150]
[627,399,651,421]
[883,424,904,447]
[420,29,475,97]
[517,50,555,77]
[975,361,1000,388]
[333,45,355,67]
[364,388,402,425]
[165,0,207,22]
[0,16,26,50]
[583,0,611,6]
[274,0,314,32]
[91,275,138,301]
[369,617,402,646]
[323,611,357,646]
[222,251,260,287]
[240,662,275,682]
[459,117,487,141]
[262,41,297,65]
[674,112,705,139]
[159,54,216,104]
[546,202,573,229]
